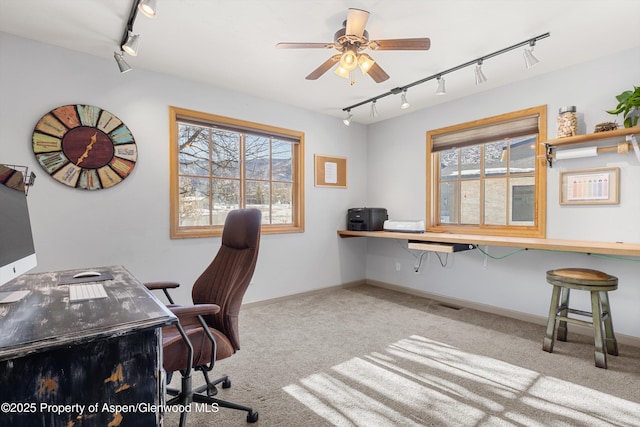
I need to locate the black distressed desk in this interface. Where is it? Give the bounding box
[0,265,176,426]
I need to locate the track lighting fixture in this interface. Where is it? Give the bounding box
[400,90,410,109]
[114,51,132,73]
[474,61,487,85]
[115,0,158,73]
[523,41,540,69]
[341,33,549,120]
[436,76,446,95]
[343,110,352,126]
[122,33,141,56]
[138,0,158,18]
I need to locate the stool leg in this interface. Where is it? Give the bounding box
[600,291,618,356]
[557,287,570,342]
[590,291,608,369]
[543,285,562,353]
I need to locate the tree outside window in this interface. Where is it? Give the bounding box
[170,107,304,238]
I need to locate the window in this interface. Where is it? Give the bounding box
[169,106,304,238]
[426,105,547,238]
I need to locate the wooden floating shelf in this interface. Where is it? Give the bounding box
[542,126,640,148]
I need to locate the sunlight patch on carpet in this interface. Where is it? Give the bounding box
[283,335,640,426]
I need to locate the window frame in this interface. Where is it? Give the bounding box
[426,105,547,238]
[169,106,304,238]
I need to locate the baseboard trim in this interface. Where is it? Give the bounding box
[242,279,367,308]
[364,279,640,348]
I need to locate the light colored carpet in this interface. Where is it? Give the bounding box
[165,284,640,426]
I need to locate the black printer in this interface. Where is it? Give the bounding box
[347,208,388,231]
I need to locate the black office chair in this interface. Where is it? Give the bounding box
[146,208,261,426]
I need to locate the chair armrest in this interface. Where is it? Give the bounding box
[168,304,221,329]
[169,304,221,319]
[165,304,221,375]
[144,281,181,304]
[144,281,180,290]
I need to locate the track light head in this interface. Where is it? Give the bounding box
[474,61,487,85]
[138,0,158,18]
[122,33,141,56]
[114,51,132,73]
[343,110,352,126]
[370,100,377,118]
[436,76,446,95]
[400,90,410,109]
[523,41,540,69]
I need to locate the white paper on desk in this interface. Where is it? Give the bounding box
[324,162,338,184]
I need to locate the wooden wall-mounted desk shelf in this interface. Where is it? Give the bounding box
[338,230,640,257]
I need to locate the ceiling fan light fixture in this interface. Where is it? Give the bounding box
[400,90,410,109]
[339,45,359,71]
[122,33,141,56]
[474,61,487,85]
[114,51,132,73]
[357,53,375,75]
[138,0,158,18]
[334,65,350,79]
[436,76,446,95]
[343,110,352,126]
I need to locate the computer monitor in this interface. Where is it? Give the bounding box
[0,165,37,289]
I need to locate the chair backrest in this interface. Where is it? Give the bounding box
[191,208,261,351]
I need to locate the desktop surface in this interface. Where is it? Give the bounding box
[0,265,176,361]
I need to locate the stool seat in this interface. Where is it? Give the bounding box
[543,268,618,369]
[547,268,618,291]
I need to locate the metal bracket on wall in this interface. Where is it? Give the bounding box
[544,143,553,168]
[628,134,640,163]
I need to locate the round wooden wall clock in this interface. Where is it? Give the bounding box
[32,104,137,190]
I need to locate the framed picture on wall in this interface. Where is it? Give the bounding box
[314,154,347,188]
[559,167,619,205]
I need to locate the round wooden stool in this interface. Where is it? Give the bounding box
[542,268,618,369]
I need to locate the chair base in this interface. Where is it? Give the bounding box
[166,372,258,426]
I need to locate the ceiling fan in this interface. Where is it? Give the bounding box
[276,8,431,83]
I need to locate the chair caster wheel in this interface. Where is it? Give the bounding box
[247,410,259,423]
[222,379,231,388]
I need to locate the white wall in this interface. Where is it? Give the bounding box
[364,47,640,338]
[2,32,639,339]
[0,33,368,305]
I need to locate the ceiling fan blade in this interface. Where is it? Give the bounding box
[345,8,369,38]
[276,42,333,49]
[367,62,390,83]
[369,37,431,50]
[305,54,341,80]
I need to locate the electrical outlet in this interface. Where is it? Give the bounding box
[395,262,401,271]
